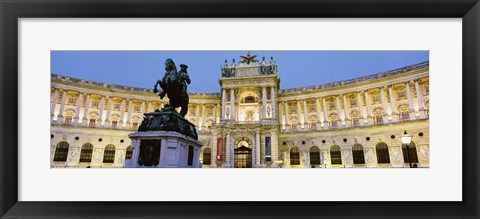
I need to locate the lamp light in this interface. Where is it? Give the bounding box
[400,130,413,145]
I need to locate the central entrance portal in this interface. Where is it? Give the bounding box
[234,146,252,168]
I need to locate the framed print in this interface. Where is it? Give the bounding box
[1,0,479,218]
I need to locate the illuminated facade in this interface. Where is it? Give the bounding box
[50,57,429,168]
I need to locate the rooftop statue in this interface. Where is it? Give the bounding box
[240,52,258,65]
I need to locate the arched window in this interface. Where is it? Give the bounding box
[350,111,360,127]
[244,96,255,103]
[290,147,300,165]
[352,144,365,164]
[103,145,116,163]
[376,143,390,164]
[309,146,320,165]
[203,148,211,165]
[53,142,70,162]
[308,116,318,130]
[398,105,410,121]
[79,143,93,162]
[87,113,98,128]
[330,145,342,165]
[63,110,75,125]
[328,114,338,129]
[373,108,384,124]
[290,117,298,131]
[125,146,133,160]
[402,141,419,163]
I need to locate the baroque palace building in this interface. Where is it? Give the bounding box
[50,56,430,168]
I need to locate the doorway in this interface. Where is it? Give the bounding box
[234,146,252,168]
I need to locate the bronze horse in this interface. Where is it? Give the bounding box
[153,59,190,117]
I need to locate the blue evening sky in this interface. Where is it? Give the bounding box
[51,51,428,92]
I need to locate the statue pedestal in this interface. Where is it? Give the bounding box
[125,131,203,168]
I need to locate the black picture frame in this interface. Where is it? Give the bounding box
[1,0,479,218]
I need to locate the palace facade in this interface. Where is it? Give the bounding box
[50,56,429,168]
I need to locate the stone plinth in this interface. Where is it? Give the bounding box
[138,105,198,140]
[125,131,203,168]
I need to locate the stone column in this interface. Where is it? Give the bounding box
[270,131,278,167]
[50,88,59,122]
[284,101,289,129]
[73,92,83,125]
[213,104,217,124]
[303,99,308,130]
[147,101,152,113]
[342,149,354,168]
[195,104,200,127]
[356,91,365,126]
[364,90,373,124]
[315,97,321,130]
[104,97,112,128]
[296,100,301,127]
[230,88,235,120]
[380,87,389,122]
[255,131,261,167]
[262,86,267,119]
[335,95,341,122]
[222,89,226,119]
[270,86,276,118]
[278,102,283,128]
[56,89,67,124]
[81,94,91,126]
[388,86,398,122]
[126,99,133,127]
[140,100,145,115]
[415,79,426,118]
[97,96,105,125]
[322,97,328,129]
[226,132,231,167]
[211,132,218,168]
[342,94,350,127]
[405,81,415,119]
[389,145,404,168]
[120,98,126,127]
[201,104,206,129]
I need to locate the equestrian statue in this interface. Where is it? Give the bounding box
[153,59,190,117]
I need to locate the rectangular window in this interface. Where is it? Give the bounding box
[330,150,342,165]
[92,101,99,107]
[329,102,336,110]
[208,109,213,116]
[373,95,381,103]
[64,116,72,125]
[352,118,359,127]
[89,119,96,127]
[69,97,75,104]
[132,122,138,130]
[114,103,120,109]
[309,105,315,112]
[376,115,383,124]
[310,123,316,130]
[111,121,118,128]
[291,124,297,131]
[351,99,357,106]
[401,112,410,121]
[331,121,337,128]
[398,91,406,98]
[134,105,140,112]
[290,152,300,165]
[291,106,296,113]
